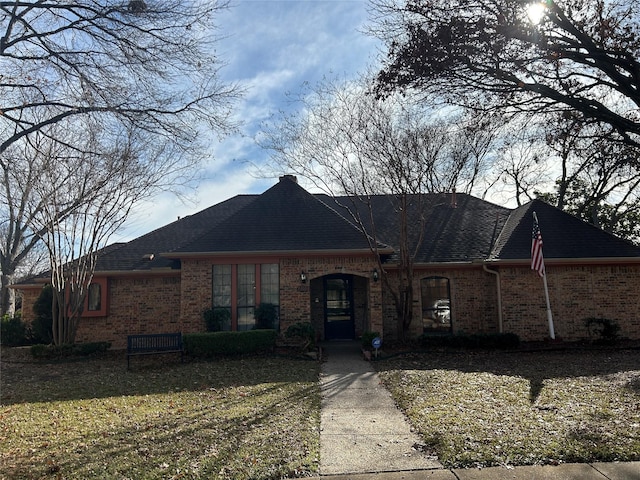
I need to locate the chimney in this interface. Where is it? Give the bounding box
[450,188,457,208]
[279,174,298,184]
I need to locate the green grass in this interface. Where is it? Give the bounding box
[0,351,320,479]
[376,349,640,468]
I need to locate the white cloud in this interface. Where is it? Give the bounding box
[118,0,379,241]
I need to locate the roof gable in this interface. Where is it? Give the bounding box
[175,176,380,254]
[490,199,640,260]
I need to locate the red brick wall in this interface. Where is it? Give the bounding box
[18,260,639,348]
[179,259,212,334]
[382,266,499,340]
[500,264,640,341]
[179,255,382,340]
[19,287,41,325]
[382,263,640,342]
[18,275,182,349]
[75,274,182,349]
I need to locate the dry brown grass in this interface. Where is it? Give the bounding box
[0,349,320,479]
[376,348,640,468]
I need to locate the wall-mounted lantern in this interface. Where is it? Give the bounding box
[300,271,307,283]
[372,268,379,282]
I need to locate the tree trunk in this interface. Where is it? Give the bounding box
[0,272,16,316]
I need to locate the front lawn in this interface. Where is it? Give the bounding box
[376,348,640,468]
[0,350,320,480]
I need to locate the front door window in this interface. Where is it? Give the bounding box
[324,275,355,340]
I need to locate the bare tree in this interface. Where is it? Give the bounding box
[1,1,238,155]
[535,114,640,241]
[0,1,240,315]
[259,76,501,338]
[29,123,169,345]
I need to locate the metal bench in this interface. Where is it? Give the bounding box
[127,333,183,369]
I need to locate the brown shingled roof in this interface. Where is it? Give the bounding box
[174,175,388,254]
[31,181,640,281]
[489,199,640,261]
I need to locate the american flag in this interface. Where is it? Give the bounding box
[531,213,545,277]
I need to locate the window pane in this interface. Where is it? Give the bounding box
[421,277,451,332]
[260,263,279,305]
[237,265,255,329]
[237,264,255,305]
[259,264,280,331]
[213,265,231,307]
[237,307,255,331]
[87,283,101,311]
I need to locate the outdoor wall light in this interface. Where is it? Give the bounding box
[300,271,307,283]
[373,268,379,282]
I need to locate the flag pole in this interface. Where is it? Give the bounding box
[541,262,555,340]
[533,211,555,340]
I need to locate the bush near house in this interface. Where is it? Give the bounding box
[254,302,278,330]
[30,342,111,359]
[184,329,277,357]
[361,331,381,350]
[421,332,520,350]
[284,322,316,352]
[203,307,231,332]
[0,314,28,346]
[585,317,621,345]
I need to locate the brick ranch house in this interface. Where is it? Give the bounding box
[15,175,640,348]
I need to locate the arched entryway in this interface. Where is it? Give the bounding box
[323,274,355,340]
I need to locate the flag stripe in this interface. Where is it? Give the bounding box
[531,214,545,277]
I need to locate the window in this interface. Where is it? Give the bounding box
[237,264,255,331]
[421,276,451,332]
[211,263,280,331]
[87,283,101,311]
[81,278,108,317]
[212,265,232,331]
[260,263,280,330]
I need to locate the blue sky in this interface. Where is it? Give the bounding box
[117,0,380,241]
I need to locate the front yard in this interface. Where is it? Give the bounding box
[376,348,640,468]
[2,346,640,478]
[0,350,320,480]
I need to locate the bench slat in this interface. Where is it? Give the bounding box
[127,333,183,369]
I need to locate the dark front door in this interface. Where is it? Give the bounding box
[324,275,355,340]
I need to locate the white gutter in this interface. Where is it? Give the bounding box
[483,263,503,333]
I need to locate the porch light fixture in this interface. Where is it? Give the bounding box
[300,271,307,283]
[373,268,379,282]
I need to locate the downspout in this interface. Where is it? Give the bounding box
[483,263,503,334]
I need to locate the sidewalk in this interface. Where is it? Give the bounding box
[319,341,441,475]
[316,341,640,480]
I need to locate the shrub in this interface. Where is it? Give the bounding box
[1,313,28,346]
[31,285,53,344]
[184,330,277,358]
[585,317,620,344]
[30,341,111,359]
[284,322,315,351]
[421,332,520,350]
[203,307,231,332]
[361,331,381,350]
[254,302,278,330]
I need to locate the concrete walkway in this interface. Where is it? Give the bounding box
[319,341,441,475]
[317,341,640,480]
